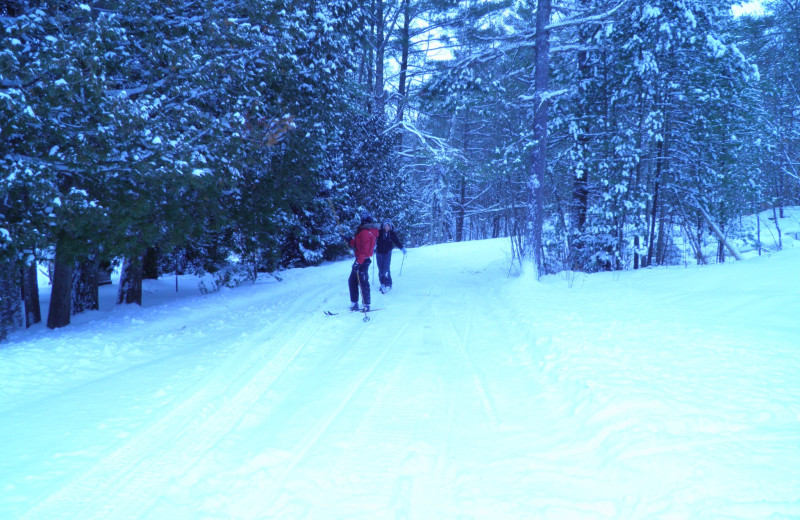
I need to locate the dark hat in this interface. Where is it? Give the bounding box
[361,211,373,224]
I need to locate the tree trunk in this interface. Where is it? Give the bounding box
[396,0,410,124]
[525,0,551,278]
[72,254,99,314]
[656,212,668,265]
[117,256,144,305]
[47,241,74,329]
[142,246,160,279]
[672,190,706,265]
[633,47,647,270]
[22,261,41,327]
[455,111,471,243]
[372,0,385,118]
[756,209,762,256]
[772,203,783,250]
[646,143,663,267]
[696,214,705,264]
[0,259,23,340]
[572,23,592,235]
[455,175,466,242]
[362,0,375,105]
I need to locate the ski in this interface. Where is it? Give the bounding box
[323,308,383,317]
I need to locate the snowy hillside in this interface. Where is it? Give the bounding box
[1,213,800,519]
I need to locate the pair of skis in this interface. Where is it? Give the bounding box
[323,307,383,322]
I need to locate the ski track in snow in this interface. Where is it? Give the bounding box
[19,284,338,520]
[204,270,514,519]
[141,258,529,519]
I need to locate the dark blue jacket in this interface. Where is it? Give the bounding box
[376,223,404,254]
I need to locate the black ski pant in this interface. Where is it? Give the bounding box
[348,258,371,305]
[376,252,392,287]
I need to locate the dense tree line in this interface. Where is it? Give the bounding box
[1,0,397,335]
[410,0,797,275]
[1,0,798,339]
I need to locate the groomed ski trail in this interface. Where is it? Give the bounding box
[18,243,540,520]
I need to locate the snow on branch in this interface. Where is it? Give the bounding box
[452,0,629,70]
[547,1,630,31]
[7,154,69,172]
[105,78,167,99]
[781,148,800,181]
[519,88,569,106]
[387,120,457,157]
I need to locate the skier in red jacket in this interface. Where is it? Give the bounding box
[348,212,380,311]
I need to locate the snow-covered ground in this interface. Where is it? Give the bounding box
[1,210,799,520]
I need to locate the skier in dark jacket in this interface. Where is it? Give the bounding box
[347,212,380,311]
[375,220,406,293]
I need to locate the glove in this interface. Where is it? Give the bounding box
[352,260,360,269]
[402,247,407,255]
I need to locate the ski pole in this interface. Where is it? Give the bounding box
[399,252,405,276]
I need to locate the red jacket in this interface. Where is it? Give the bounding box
[349,223,379,264]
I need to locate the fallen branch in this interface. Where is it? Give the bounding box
[689,195,744,261]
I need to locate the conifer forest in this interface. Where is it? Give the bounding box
[1,0,798,337]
